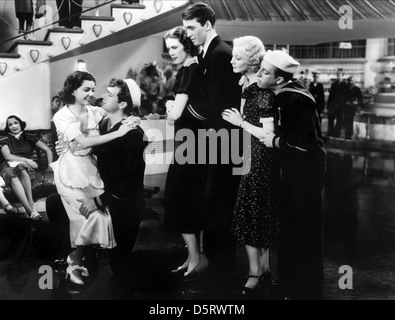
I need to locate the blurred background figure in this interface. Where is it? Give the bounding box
[309,72,325,123]
[51,95,64,118]
[56,0,83,29]
[327,72,347,138]
[14,0,34,40]
[343,76,363,140]
[140,62,162,113]
[157,67,176,116]
[162,66,176,99]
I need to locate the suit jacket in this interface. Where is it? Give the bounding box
[199,36,241,130]
[327,80,348,113]
[309,82,325,113]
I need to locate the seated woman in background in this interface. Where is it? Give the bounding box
[0,115,54,220]
[0,177,17,214]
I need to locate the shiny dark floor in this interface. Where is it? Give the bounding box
[1,148,395,300]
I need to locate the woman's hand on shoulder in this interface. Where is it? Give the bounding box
[122,116,141,128]
[55,140,65,156]
[117,122,136,137]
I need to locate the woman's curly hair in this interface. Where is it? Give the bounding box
[164,26,200,57]
[233,36,266,73]
[4,115,26,133]
[58,71,96,105]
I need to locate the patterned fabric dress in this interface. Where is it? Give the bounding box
[232,83,280,249]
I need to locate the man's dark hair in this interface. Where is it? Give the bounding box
[108,78,136,116]
[274,68,294,83]
[182,2,216,27]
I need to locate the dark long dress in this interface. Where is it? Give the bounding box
[232,83,280,249]
[164,63,207,234]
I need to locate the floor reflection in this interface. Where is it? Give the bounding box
[0,149,394,300]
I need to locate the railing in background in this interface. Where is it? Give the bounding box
[1,0,118,46]
[262,40,366,59]
[387,38,395,57]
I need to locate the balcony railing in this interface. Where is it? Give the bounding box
[387,38,395,57]
[265,40,366,60]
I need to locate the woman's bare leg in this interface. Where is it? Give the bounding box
[19,170,34,208]
[182,233,202,275]
[0,189,9,208]
[260,248,271,274]
[245,245,261,289]
[10,177,34,214]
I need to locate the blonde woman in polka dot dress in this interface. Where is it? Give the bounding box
[222,36,280,295]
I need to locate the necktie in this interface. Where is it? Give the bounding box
[198,49,204,64]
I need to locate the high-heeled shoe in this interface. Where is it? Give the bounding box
[65,265,85,285]
[66,255,89,277]
[241,275,262,296]
[30,210,42,221]
[3,204,17,215]
[171,265,188,274]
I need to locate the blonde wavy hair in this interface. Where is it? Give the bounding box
[233,36,266,73]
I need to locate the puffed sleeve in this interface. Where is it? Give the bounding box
[173,64,202,96]
[24,133,39,146]
[63,122,82,142]
[53,109,82,143]
[0,136,10,149]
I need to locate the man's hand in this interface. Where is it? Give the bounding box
[55,141,65,157]
[78,198,97,219]
[260,131,277,148]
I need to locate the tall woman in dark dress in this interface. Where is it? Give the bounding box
[163,26,208,277]
[222,36,280,294]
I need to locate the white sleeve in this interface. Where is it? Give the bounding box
[54,110,82,142]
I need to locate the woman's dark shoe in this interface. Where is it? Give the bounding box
[4,204,17,215]
[30,210,42,221]
[241,275,262,296]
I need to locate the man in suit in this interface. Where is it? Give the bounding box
[343,76,363,140]
[327,72,347,137]
[309,72,325,123]
[182,3,242,291]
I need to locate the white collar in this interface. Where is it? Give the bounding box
[202,34,217,58]
[9,131,24,140]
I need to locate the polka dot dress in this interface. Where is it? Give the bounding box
[232,83,280,249]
